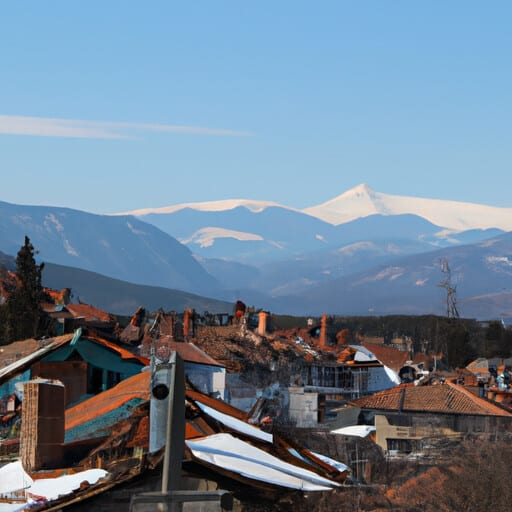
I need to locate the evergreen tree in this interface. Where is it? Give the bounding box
[6,236,45,342]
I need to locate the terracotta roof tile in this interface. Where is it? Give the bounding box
[65,371,150,431]
[360,343,410,372]
[146,337,225,368]
[351,381,512,417]
[65,304,116,324]
[87,335,149,366]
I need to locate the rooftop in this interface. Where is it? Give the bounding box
[351,380,512,417]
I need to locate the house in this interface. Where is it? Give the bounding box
[40,299,118,337]
[287,345,401,428]
[347,379,512,454]
[0,353,350,511]
[0,329,148,408]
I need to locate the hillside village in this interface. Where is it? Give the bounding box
[2,241,512,511]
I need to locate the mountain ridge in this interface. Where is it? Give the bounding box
[119,184,512,232]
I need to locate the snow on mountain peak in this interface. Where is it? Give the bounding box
[117,199,297,217]
[304,185,512,231]
[115,184,512,233]
[340,183,375,199]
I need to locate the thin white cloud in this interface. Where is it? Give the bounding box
[0,115,251,139]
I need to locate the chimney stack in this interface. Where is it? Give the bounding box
[319,314,327,349]
[21,380,65,471]
[258,311,268,336]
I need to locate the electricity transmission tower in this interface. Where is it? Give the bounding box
[439,258,459,319]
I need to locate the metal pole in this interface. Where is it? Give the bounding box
[161,352,177,494]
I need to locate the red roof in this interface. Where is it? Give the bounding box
[65,304,116,324]
[149,337,224,368]
[86,335,149,366]
[65,371,150,431]
[360,343,411,372]
[351,381,512,417]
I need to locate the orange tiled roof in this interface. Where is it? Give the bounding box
[65,303,116,323]
[351,381,512,416]
[360,343,410,372]
[87,335,149,366]
[65,371,150,431]
[170,341,224,368]
[149,337,225,368]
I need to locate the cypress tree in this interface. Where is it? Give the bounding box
[6,236,45,341]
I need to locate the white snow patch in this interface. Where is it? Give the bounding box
[28,469,107,501]
[44,214,64,232]
[0,462,107,506]
[126,221,145,235]
[480,239,500,248]
[116,199,298,216]
[181,227,263,248]
[369,267,404,282]
[336,241,376,256]
[0,460,33,494]
[486,256,512,267]
[63,239,79,257]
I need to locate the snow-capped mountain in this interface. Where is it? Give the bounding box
[119,198,298,216]
[2,184,512,320]
[303,183,512,231]
[120,204,337,263]
[118,185,506,266]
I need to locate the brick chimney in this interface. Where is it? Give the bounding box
[258,311,268,336]
[319,313,327,349]
[21,380,65,471]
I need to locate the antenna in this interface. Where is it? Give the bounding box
[439,258,459,319]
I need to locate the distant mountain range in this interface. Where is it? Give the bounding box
[0,200,219,297]
[1,185,511,319]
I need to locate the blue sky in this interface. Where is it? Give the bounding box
[1,1,511,214]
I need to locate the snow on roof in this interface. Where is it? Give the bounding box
[186,433,340,491]
[0,460,34,494]
[349,345,377,362]
[331,425,376,438]
[27,469,107,501]
[0,461,106,506]
[196,402,273,443]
